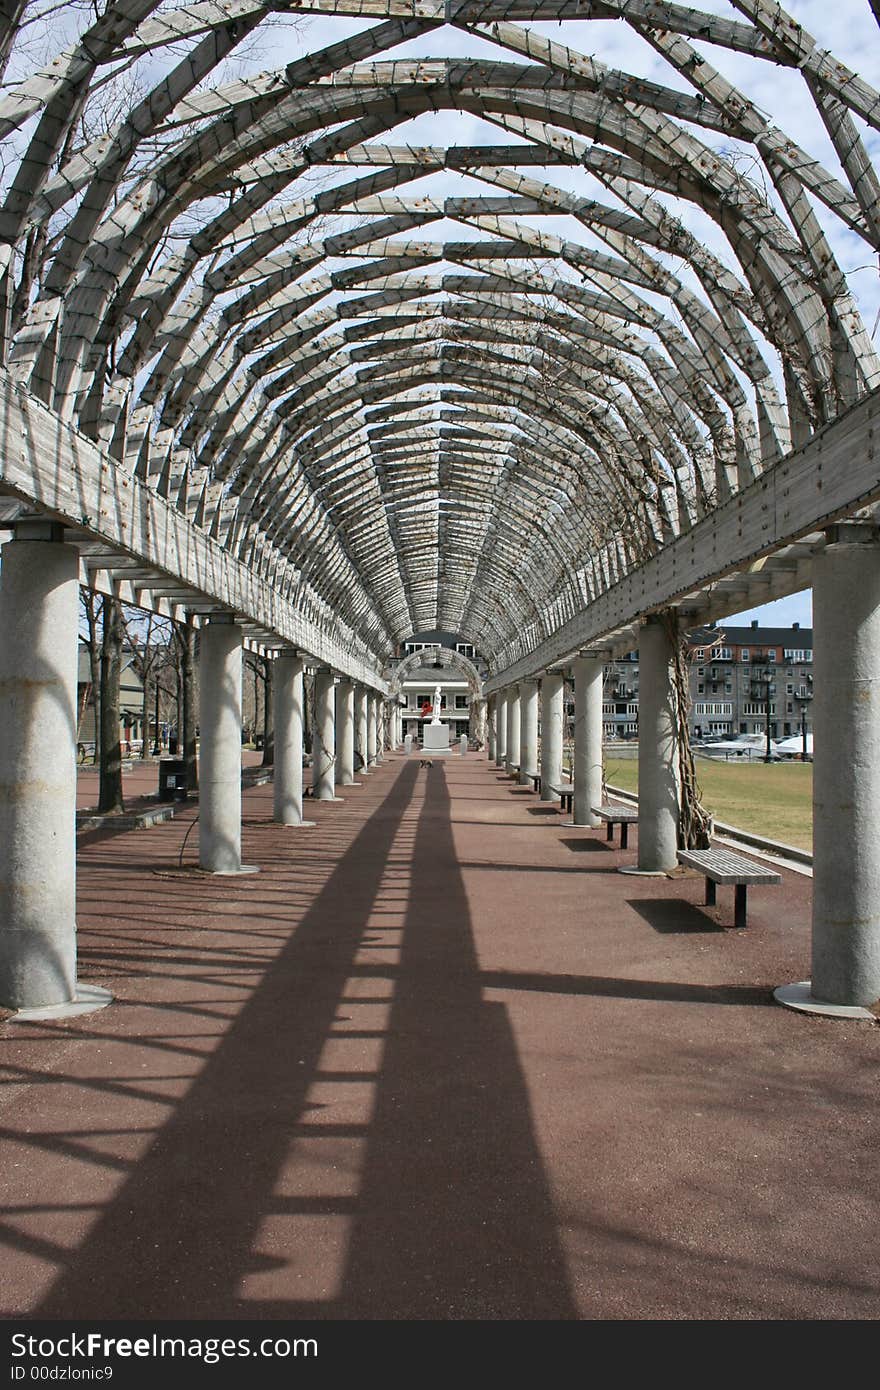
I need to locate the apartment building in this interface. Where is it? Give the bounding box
[688,621,813,741]
[599,621,814,742]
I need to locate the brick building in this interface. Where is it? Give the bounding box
[599,620,813,744]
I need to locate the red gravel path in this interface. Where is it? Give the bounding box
[1,754,877,1320]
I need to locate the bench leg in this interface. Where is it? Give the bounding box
[620,822,629,850]
[734,884,748,929]
[705,878,717,907]
[607,822,614,841]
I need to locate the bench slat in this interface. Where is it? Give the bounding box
[591,804,639,822]
[677,848,781,886]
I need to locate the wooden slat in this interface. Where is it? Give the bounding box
[677,848,781,885]
[0,373,388,690]
[485,384,880,689]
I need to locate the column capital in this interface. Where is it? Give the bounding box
[824,521,880,547]
[10,517,65,542]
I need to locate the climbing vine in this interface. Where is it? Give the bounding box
[660,609,713,850]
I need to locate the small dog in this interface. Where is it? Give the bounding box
[419,758,433,768]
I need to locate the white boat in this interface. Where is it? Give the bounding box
[698,733,778,761]
[773,733,813,759]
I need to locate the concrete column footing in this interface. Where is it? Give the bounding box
[207,864,260,876]
[773,981,876,1022]
[9,983,113,1024]
[617,866,668,877]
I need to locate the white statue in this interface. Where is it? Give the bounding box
[431,683,443,724]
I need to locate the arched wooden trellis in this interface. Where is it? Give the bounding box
[0,0,878,679]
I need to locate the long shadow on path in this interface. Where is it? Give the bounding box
[35,759,574,1319]
[331,764,576,1319]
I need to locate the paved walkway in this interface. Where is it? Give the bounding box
[1,755,878,1320]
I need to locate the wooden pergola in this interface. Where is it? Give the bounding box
[0,1,879,1014]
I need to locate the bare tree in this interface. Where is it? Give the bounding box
[78,587,101,760]
[98,595,123,814]
[176,616,198,794]
[261,655,274,768]
[243,651,273,761]
[122,606,176,756]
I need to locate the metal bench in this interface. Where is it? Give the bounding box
[550,781,574,812]
[677,846,781,928]
[591,804,639,848]
[525,771,541,793]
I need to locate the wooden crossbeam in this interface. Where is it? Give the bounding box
[0,373,389,689]
[485,384,880,687]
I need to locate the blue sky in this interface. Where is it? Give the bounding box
[726,589,812,630]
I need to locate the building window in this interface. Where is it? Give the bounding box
[741,648,749,662]
[455,695,468,709]
[767,649,777,662]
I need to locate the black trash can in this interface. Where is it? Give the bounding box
[158,758,187,802]
[168,734,178,754]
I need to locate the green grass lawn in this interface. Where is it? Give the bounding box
[602,754,813,851]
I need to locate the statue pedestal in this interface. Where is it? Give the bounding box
[422,723,451,754]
